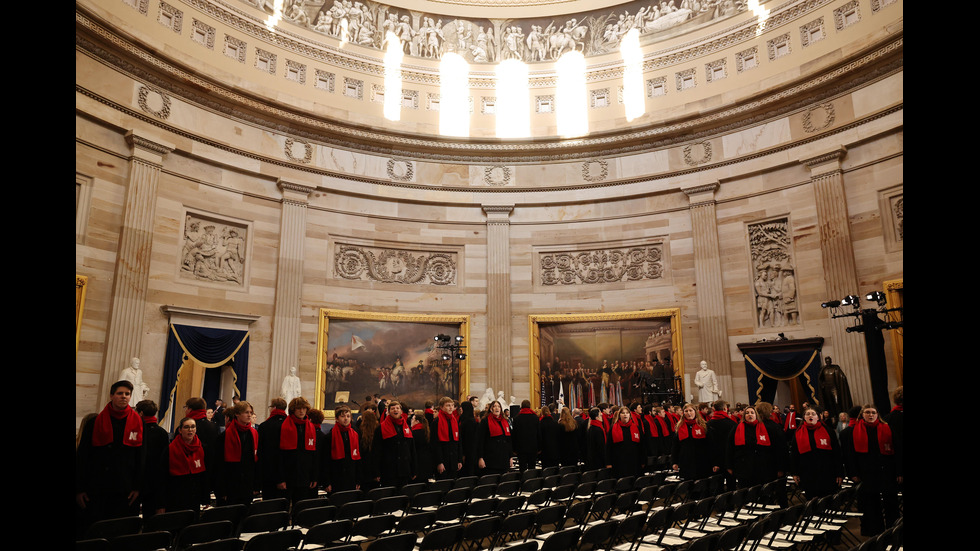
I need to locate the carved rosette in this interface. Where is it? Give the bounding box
[540,245,663,285]
[334,245,457,285]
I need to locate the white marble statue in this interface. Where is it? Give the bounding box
[120,357,150,402]
[509,395,518,408]
[479,387,495,412]
[280,366,303,405]
[693,360,721,402]
[496,390,507,411]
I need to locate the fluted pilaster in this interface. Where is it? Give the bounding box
[269,180,314,403]
[682,183,733,401]
[803,147,872,405]
[102,130,173,402]
[483,205,514,398]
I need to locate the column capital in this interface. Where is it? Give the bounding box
[800,146,847,177]
[482,204,514,223]
[681,182,720,207]
[277,179,315,206]
[125,129,174,164]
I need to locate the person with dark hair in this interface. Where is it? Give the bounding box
[357,409,380,491]
[135,399,169,517]
[585,407,609,471]
[884,386,903,483]
[279,397,319,504]
[608,406,644,478]
[789,406,843,500]
[76,380,145,538]
[458,399,479,476]
[326,405,361,493]
[183,397,219,497]
[411,404,434,482]
[538,406,560,469]
[512,399,540,472]
[218,400,259,506]
[643,405,672,458]
[477,399,513,475]
[671,403,711,481]
[841,404,900,537]
[258,397,289,500]
[373,400,417,488]
[165,416,210,513]
[431,397,462,480]
[706,400,737,491]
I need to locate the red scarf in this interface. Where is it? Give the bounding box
[437,410,459,442]
[224,418,258,462]
[601,412,612,433]
[589,419,606,443]
[487,414,511,437]
[519,408,535,416]
[143,416,158,424]
[890,405,903,413]
[734,419,770,446]
[266,408,287,421]
[424,408,435,416]
[92,403,143,447]
[784,412,798,431]
[612,420,641,443]
[380,414,413,439]
[665,412,680,426]
[795,422,832,453]
[169,435,206,475]
[676,419,705,440]
[709,411,730,422]
[187,408,208,421]
[331,423,361,461]
[852,419,894,454]
[770,411,781,424]
[280,414,316,450]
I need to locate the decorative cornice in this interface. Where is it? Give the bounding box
[800,146,847,176]
[125,131,174,157]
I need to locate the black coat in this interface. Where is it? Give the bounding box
[671,421,711,481]
[538,415,561,468]
[458,403,479,476]
[325,425,362,492]
[476,415,513,473]
[373,420,418,487]
[217,424,259,504]
[789,424,843,498]
[608,423,643,478]
[257,414,287,495]
[512,412,540,455]
[141,421,171,511]
[726,421,786,488]
[430,415,462,477]
[585,423,608,470]
[706,416,737,472]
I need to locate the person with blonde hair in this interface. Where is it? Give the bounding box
[725,404,786,490]
[609,406,644,478]
[557,406,579,468]
[430,396,462,480]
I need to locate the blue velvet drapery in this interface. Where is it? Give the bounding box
[743,348,821,406]
[160,324,249,431]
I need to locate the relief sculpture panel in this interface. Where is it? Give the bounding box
[539,243,664,285]
[334,244,458,285]
[747,217,800,329]
[180,213,249,285]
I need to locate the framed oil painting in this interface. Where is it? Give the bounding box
[315,309,470,416]
[528,308,684,409]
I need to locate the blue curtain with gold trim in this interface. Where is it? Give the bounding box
[160,324,249,430]
[743,349,821,406]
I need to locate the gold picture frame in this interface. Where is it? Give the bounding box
[315,309,470,416]
[528,308,684,409]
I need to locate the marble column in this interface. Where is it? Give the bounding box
[681,183,733,402]
[102,130,173,404]
[269,180,314,404]
[802,147,872,405]
[483,205,514,398]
